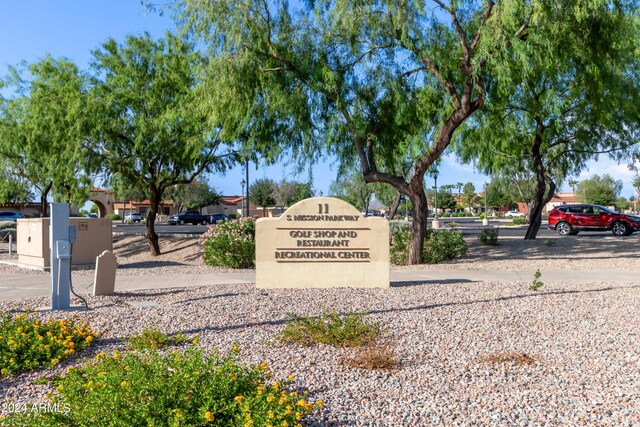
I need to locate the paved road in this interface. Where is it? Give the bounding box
[112,218,560,238]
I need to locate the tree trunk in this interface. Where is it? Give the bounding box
[39,182,52,217]
[146,186,162,256]
[525,131,556,240]
[387,191,402,220]
[407,178,429,265]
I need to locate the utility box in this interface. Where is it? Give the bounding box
[17,218,113,269]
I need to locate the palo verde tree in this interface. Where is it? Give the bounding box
[456,0,640,239]
[175,0,535,264]
[88,32,235,255]
[0,56,91,216]
[330,169,376,214]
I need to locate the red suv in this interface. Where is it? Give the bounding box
[548,204,640,236]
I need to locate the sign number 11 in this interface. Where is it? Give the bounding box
[318,203,329,214]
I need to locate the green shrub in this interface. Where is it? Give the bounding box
[0,221,16,230]
[479,213,485,219]
[390,225,411,265]
[201,218,255,268]
[423,229,468,264]
[478,228,500,245]
[457,212,465,218]
[0,228,16,242]
[0,313,99,377]
[128,328,193,351]
[4,347,321,427]
[280,312,381,347]
[513,217,528,225]
[390,228,468,265]
[465,212,473,217]
[105,213,120,221]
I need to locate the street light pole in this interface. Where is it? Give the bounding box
[241,179,246,218]
[432,171,440,229]
[483,182,489,226]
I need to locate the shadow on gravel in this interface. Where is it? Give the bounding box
[118,261,187,269]
[169,293,241,305]
[114,288,190,297]
[391,279,476,287]
[177,285,639,336]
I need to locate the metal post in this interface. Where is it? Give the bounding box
[483,182,489,226]
[8,233,12,256]
[50,203,71,310]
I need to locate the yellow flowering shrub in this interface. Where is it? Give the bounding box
[0,312,99,377]
[4,346,321,426]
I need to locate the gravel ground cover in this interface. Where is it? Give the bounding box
[1,281,639,426]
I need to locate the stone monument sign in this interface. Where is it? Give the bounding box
[256,197,389,288]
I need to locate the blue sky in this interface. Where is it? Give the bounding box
[1,1,635,199]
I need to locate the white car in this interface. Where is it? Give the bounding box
[505,210,525,217]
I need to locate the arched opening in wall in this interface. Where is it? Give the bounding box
[80,200,107,217]
[91,200,107,217]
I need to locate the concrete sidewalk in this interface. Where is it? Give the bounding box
[1,268,637,301]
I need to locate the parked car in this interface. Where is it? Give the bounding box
[168,210,209,225]
[505,210,525,217]
[124,212,143,223]
[85,213,99,218]
[0,211,25,221]
[547,204,640,236]
[209,213,230,224]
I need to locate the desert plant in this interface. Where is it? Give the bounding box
[530,270,544,291]
[389,224,411,265]
[105,213,120,221]
[457,212,465,217]
[465,212,473,217]
[423,229,468,264]
[3,347,321,426]
[279,311,381,347]
[448,221,458,228]
[479,351,537,366]
[128,328,194,351]
[200,217,255,268]
[479,213,486,219]
[513,217,528,225]
[341,343,400,370]
[544,239,556,247]
[391,228,467,265]
[478,228,500,246]
[0,312,99,377]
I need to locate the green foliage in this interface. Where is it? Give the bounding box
[105,213,120,221]
[465,212,473,217]
[201,218,255,268]
[248,178,276,214]
[4,347,320,426]
[128,328,193,351]
[0,220,16,230]
[530,270,544,291]
[478,228,500,246]
[479,213,486,220]
[273,180,314,208]
[0,312,99,378]
[423,230,468,264]
[391,228,468,265]
[88,32,234,254]
[279,312,381,348]
[577,174,622,206]
[330,170,374,212]
[165,179,222,212]
[389,221,412,265]
[0,56,91,213]
[544,239,556,247]
[512,217,528,225]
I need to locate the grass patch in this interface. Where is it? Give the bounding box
[279,312,381,347]
[3,347,322,426]
[0,312,99,378]
[479,351,538,366]
[128,328,195,351]
[341,343,400,370]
